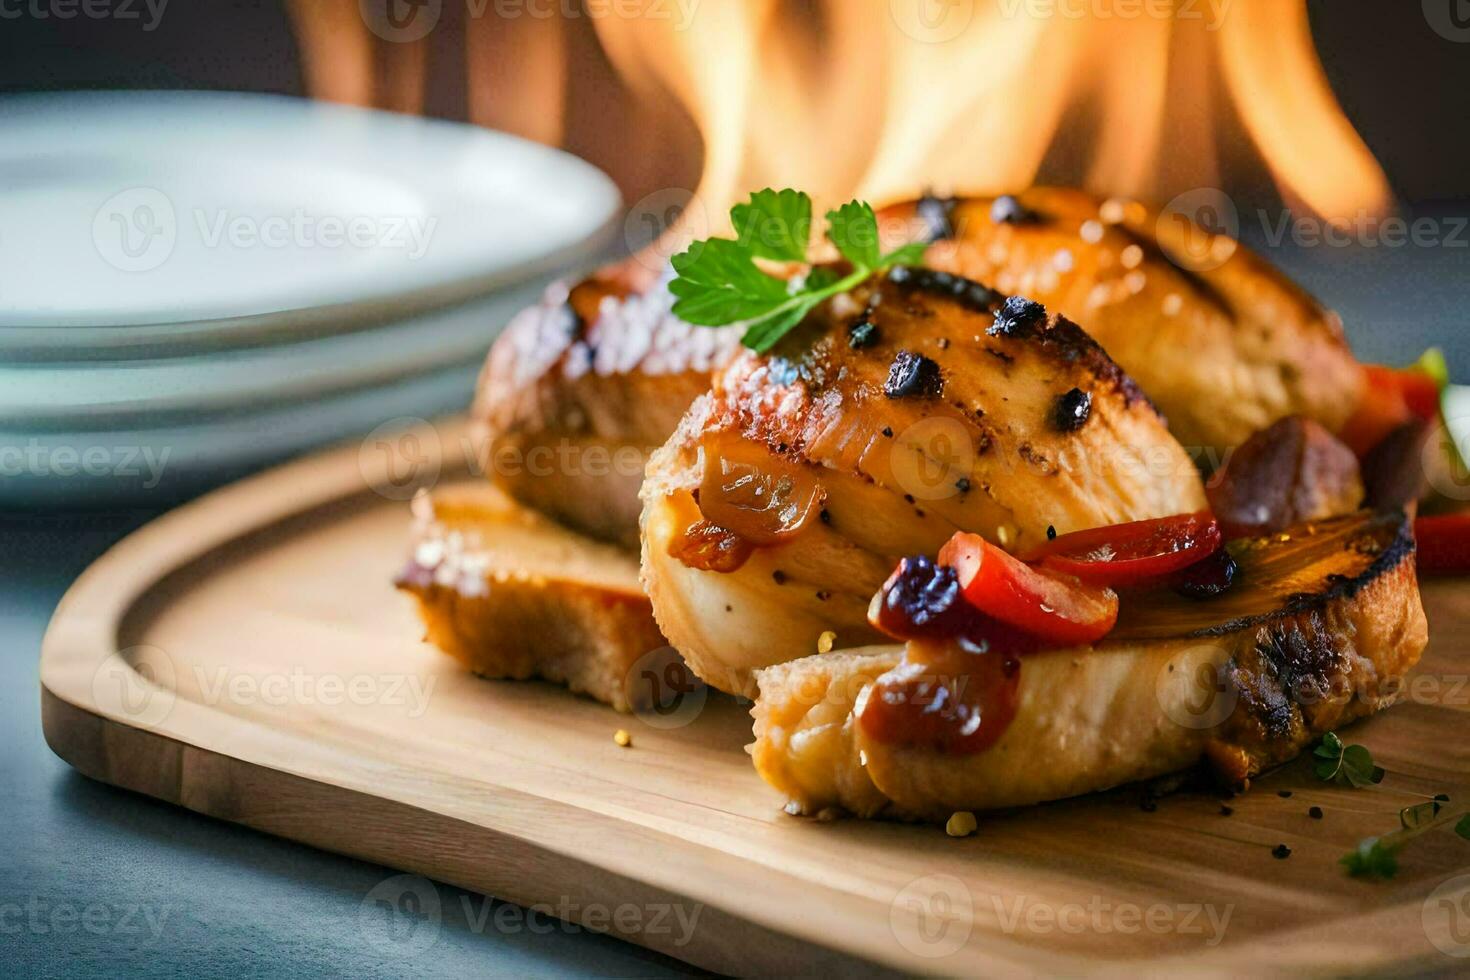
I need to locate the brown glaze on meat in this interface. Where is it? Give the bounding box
[472,262,742,547]
[641,270,1208,695]
[877,188,1366,454]
[750,510,1426,819]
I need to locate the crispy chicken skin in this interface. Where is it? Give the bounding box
[878,189,1366,453]
[395,483,667,711]
[641,271,1208,695]
[472,263,742,547]
[751,511,1427,820]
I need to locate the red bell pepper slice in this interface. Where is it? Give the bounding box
[1416,513,1470,576]
[937,532,1118,646]
[1021,512,1222,587]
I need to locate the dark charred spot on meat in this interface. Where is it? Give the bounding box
[1272,844,1292,860]
[903,493,916,505]
[988,296,1047,337]
[816,590,832,601]
[881,426,894,438]
[984,347,1015,365]
[819,507,832,525]
[991,300,1149,407]
[937,337,951,350]
[990,194,1039,225]
[955,477,972,493]
[917,192,960,241]
[885,265,1001,315]
[884,350,944,399]
[1018,443,1056,474]
[1054,387,1093,432]
[772,569,788,585]
[847,317,880,350]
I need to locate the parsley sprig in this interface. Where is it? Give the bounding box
[1306,732,1470,880]
[1313,732,1385,788]
[668,188,928,353]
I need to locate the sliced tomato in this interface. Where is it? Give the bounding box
[1341,366,1414,457]
[1021,512,1222,586]
[937,532,1118,646]
[1416,513,1470,576]
[1394,368,1444,423]
[867,555,1041,654]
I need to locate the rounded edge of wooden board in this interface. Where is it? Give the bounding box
[38,686,887,977]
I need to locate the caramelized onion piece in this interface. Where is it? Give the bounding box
[669,520,754,573]
[698,432,825,546]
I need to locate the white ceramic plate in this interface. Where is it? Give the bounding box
[0,279,544,429]
[0,362,481,507]
[0,91,619,352]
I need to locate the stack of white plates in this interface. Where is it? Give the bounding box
[0,91,620,506]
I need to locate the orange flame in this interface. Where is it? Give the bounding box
[289,0,1392,227]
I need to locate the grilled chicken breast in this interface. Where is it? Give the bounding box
[395,483,667,711]
[879,189,1366,454]
[751,510,1427,820]
[641,269,1208,696]
[472,264,742,547]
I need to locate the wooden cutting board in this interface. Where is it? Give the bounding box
[40,418,1470,976]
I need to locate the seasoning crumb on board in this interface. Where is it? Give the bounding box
[946,811,978,838]
[614,729,632,748]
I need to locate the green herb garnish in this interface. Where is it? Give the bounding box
[1340,836,1401,880]
[1313,732,1385,788]
[669,188,928,353]
[1342,804,1469,881]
